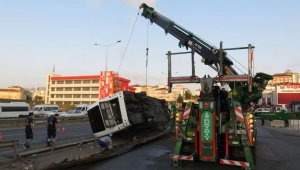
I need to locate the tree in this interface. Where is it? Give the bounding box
[176,94,183,104]
[32,96,44,105]
[184,91,192,100]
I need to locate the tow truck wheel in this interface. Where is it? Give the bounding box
[172,159,179,167]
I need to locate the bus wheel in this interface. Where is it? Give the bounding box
[18,115,24,118]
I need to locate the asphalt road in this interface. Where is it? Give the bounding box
[0,121,93,158]
[71,120,300,170]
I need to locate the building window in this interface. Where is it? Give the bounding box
[83,80,91,84]
[65,80,73,84]
[56,94,63,98]
[65,87,72,91]
[52,81,55,84]
[73,94,81,98]
[91,87,99,91]
[82,87,90,91]
[51,88,55,91]
[82,94,90,98]
[92,79,99,84]
[74,80,81,84]
[57,81,64,84]
[91,94,98,98]
[51,94,54,98]
[74,87,81,91]
[64,94,72,98]
[57,87,63,91]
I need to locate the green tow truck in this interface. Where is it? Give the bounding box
[140,3,274,170]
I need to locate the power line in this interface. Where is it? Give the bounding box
[117,10,140,72]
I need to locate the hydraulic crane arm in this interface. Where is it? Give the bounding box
[139,3,237,75]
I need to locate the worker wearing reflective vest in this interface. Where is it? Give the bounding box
[47,114,59,146]
[24,112,34,149]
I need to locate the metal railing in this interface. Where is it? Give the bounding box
[0,116,89,128]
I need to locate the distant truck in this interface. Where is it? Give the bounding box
[32,104,59,117]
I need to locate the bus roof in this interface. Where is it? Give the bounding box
[0,102,29,107]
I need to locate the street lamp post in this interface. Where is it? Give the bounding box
[94,40,121,97]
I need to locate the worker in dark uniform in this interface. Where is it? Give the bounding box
[24,112,34,149]
[47,113,59,146]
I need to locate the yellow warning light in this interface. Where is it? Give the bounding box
[176,117,180,121]
[248,113,253,119]
[249,119,254,124]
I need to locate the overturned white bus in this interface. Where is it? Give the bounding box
[87,91,169,138]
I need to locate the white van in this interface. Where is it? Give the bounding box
[60,104,88,117]
[32,104,59,117]
[74,104,89,115]
[0,102,30,118]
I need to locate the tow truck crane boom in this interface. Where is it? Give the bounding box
[140,3,237,75]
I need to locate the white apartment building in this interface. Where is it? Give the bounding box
[45,74,101,105]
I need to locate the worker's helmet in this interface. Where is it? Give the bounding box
[109,134,113,137]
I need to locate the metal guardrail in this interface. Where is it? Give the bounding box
[0,116,89,128]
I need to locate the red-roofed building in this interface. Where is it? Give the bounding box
[45,71,135,105]
[259,83,300,106]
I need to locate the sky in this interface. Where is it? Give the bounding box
[1,0,300,90]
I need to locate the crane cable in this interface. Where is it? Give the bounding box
[145,20,150,86]
[227,54,248,74]
[117,10,140,72]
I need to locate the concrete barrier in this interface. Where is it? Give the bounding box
[270,120,285,128]
[289,120,300,132]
